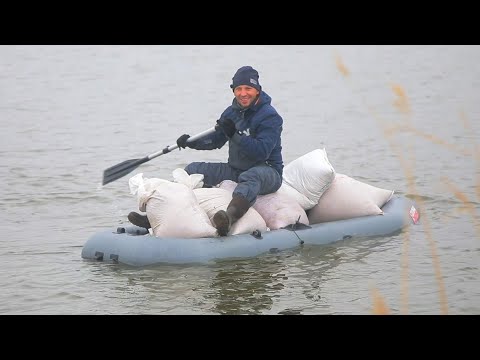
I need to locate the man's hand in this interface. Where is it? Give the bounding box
[216,118,236,138]
[176,134,191,149]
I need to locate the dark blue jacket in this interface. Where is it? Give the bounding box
[188,91,284,176]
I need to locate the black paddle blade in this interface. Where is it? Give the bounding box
[102,157,149,185]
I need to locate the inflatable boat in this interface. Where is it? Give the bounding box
[81,195,420,266]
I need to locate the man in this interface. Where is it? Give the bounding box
[128,66,284,236]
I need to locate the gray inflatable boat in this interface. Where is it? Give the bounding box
[81,195,419,266]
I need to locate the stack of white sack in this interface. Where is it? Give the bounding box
[270,149,394,224]
[128,169,267,238]
[127,147,395,238]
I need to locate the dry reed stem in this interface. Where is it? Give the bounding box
[385,85,448,315]
[371,286,390,314]
[335,52,450,314]
[368,103,416,315]
[391,83,411,114]
[401,125,472,156]
[335,52,350,77]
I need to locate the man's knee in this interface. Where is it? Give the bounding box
[238,166,281,195]
[184,162,199,175]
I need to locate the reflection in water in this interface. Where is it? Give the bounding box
[203,235,397,315]
[77,231,403,314]
[273,235,402,315]
[206,254,289,315]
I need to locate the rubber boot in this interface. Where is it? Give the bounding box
[128,212,151,229]
[213,195,250,236]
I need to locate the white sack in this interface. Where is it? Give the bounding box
[307,173,395,224]
[129,173,217,238]
[281,148,336,210]
[276,182,314,211]
[172,168,204,189]
[218,180,309,230]
[193,187,267,236]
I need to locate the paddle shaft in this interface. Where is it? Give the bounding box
[102,126,217,185]
[147,126,216,160]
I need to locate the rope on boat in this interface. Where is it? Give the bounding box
[288,215,306,245]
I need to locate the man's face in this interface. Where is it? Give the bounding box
[234,85,259,108]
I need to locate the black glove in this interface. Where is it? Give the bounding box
[176,134,191,149]
[216,118,236,138]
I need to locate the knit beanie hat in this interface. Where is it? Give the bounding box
[230,66,262,91]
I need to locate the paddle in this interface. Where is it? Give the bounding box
[102,126,217,185]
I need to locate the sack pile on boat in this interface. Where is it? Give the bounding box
[128,149,394,239]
